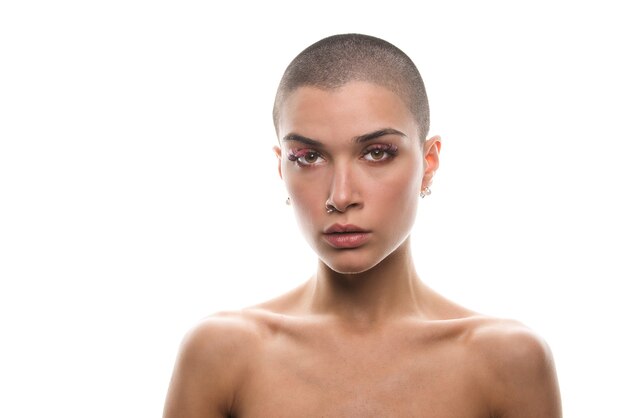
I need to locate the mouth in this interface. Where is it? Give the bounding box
[322,224,371,249]
[323,223,368,234]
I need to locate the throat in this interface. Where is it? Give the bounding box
[309,248,425,323]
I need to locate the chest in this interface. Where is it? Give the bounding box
[235,329,489,418]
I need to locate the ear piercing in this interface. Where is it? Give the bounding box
[285,197,291,205]
[420,187,432,198]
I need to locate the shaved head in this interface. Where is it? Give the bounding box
[273,34,430,141]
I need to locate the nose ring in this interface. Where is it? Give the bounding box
[325,203,336,214]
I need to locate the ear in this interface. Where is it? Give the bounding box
[421,135,441,189]
[273,145,283,179]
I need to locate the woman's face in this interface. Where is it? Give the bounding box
[274,81,439,274]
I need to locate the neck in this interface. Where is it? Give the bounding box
[307,239,426,326]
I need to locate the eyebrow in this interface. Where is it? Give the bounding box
[281,133,323,147]
[353,128,407,143]
[281,128,407,146]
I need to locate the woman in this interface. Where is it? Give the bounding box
[163,33,562,418]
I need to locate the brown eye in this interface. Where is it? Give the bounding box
[287,148,327,167]
[363,145,397,162]
[369,149,385,160]
[304,152,318,163]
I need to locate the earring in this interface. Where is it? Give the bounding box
[420,187,432,198]
[286,197,291,205]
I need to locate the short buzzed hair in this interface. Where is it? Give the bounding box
[272,33,430,141]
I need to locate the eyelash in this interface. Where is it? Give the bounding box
[287,149,324,166]
[363,144,399,162]
[287,144,399,167]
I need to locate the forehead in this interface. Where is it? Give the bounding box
[278,81,418,142]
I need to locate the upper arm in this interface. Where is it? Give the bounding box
[477,322,562,418]
[163,315,254,418]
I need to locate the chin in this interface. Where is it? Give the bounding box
[324,263,373,275]
[319,249,387,275]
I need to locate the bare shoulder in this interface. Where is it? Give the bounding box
[181,310,267,356]
[468,317,553,372]
[163,310,268,418]
[467,317,562,417]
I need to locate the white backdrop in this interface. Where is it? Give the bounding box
[1,1,624,417]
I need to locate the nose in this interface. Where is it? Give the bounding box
[326,161,362,213]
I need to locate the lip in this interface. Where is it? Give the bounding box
[323,223,368,234]
[322,224,371,249]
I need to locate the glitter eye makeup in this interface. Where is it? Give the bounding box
[362,144,399,162]
[287,149,325,167]
[287,143,400,168]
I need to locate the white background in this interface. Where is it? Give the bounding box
[1,1,624,417]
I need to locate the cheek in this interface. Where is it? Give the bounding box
[373,159,421,200]
[284,171,323,202]
[284,171,326,227]
[376,181,418,217]
[367,160,421,229]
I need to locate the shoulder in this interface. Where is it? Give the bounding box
[466,317,562,417]
[184,310,264,347]
[468,317,553,371]
[163,310,272,417]
[176,309,274,371]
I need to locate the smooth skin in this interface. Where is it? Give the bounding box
[163,81,562,418]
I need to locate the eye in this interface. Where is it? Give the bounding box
[287,149,325,167]
[367,149,387,161]
[302,151,321,164]
[362,144,398,162]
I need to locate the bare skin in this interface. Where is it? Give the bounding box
[163,82,562,418]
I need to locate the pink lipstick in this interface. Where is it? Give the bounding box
[322,224,371,249]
